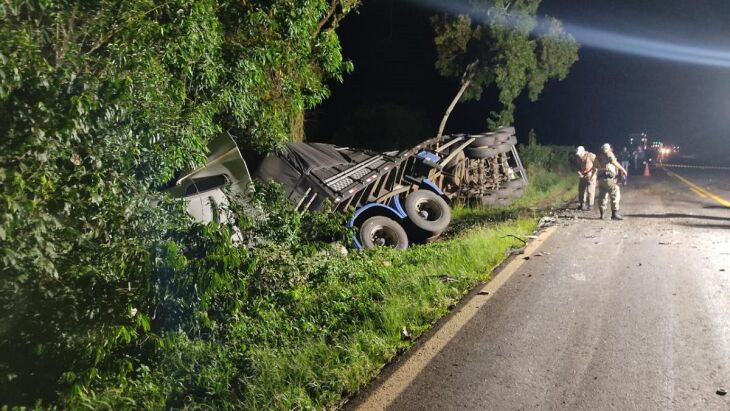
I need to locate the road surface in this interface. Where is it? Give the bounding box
[352,166,730,410]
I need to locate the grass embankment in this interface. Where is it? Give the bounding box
[8,145,575,409]
[234,156,577,409]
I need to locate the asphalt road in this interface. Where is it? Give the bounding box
[353,166,730,410]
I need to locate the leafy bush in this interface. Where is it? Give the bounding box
[518,129,573,174]
[0,0,358,406]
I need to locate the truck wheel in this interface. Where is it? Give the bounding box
[496,135,517,145]
[465,146,498,159]
[494,142,514,154]
[470,135,497,148]
[359,216,409,250]
[493,126,515,135]
[405,190,452,233]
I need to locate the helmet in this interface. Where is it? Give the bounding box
[576,146,586,156]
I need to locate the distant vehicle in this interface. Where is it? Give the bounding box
[167,128,527,250]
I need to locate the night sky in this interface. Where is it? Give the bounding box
[310,0,730,160]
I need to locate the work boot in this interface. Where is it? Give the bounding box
[577,203,585,211]
[586,204,593,211]
[611,211,624,220]
[599,208,605,219]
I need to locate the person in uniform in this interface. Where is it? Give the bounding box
[574,146,597,211]
[594,143,627,220]
[619,147,631,186]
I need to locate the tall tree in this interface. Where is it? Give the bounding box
[432,0,579,136]
[0,0,357,405]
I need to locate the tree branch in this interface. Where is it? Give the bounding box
[316,0,339,36]
[437,60,479,137]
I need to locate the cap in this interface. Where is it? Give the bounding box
[601,143,612,152]
[576,146,585,155]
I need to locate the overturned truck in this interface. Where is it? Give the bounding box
[168,127,527,250]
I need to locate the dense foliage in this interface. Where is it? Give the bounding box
[0,0,357,406]
[0,0,577,408]
[432,0,579,130]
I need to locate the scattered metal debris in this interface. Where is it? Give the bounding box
[537,216,558,229]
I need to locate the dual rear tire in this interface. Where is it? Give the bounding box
[357,190,452,250]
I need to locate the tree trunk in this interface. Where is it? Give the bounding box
[437,60,479,138]
[437,77,473,138]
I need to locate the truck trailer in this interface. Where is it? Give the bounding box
[167,127,527,250]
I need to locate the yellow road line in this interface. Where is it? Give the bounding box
[664,168,730,207]
[690,187,708,199]
[354,225,559,411]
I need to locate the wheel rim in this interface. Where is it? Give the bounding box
[414,199,443,222]
[370,225,401,247]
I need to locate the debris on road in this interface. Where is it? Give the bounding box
[717,388,727,396]
[538,216,558,229]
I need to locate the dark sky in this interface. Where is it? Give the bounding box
[311,0,730,159]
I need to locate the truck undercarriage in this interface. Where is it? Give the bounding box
[169,127,527,250]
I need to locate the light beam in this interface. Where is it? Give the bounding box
[407,0,730,68]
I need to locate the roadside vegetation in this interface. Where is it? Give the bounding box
[1,1,579,409]
[2,137,575,409]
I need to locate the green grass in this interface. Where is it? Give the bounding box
[232,167,577,409]
[61,149,578,410]
[239,218,539,409]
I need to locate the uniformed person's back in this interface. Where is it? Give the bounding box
[595,144,627,220]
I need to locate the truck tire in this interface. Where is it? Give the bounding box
[493,126,515,135]
[470,135,497,148]
[465,146,498,159]
[470,129,512,148]
[359,216,409,250]
[496,134,517,145]
[404,190,452,233]
[494,142,514,154]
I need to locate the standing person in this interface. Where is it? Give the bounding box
[594,143,627,220]
[574,146,597,211]
[619,147,631,186]
[636,147,646,171]
[631,148,639,171]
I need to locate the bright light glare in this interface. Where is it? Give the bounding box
[408,0,730,68]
